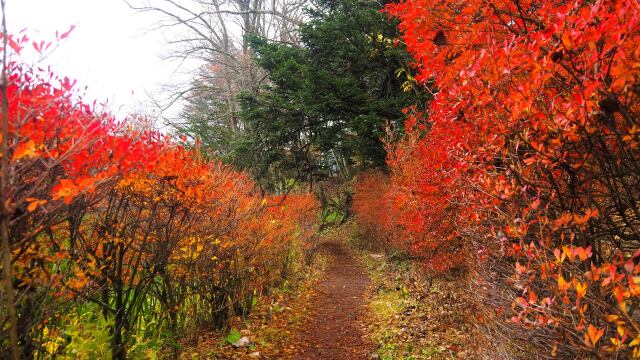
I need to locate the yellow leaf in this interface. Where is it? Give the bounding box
[605,314,620,322]
[558,274,570,291]
[576,281,588,298]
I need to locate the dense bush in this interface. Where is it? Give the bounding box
[0,36,318,359]
[352,171,394,251]
[354,0,640,357]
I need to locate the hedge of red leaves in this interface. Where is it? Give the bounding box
[1,35,318,359]
[354,0,640,357]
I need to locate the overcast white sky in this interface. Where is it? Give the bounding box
[7,0,199,118]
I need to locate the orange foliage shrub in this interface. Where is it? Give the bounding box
[1,34,318,358]
[352,171,395,250]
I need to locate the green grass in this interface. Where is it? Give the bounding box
[362,251,453,360]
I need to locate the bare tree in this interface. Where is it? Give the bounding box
[126,0,308,147]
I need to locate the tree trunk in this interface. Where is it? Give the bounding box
[112,283,127,360]
[0,2,19,357]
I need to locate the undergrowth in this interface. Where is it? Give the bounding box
[179,241,329,359]
[344,221,478,360]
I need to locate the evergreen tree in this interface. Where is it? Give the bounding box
[237,0,426,190]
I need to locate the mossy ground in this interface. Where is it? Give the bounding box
[359,239,479,359]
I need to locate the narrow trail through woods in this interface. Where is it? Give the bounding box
[291,241,374,359]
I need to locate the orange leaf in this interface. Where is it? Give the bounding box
[27,201,38,212]
[561,33,572,49]
[12,140,37,161]
[52,179,79,204]
[26,199,47,212]
[576,246,592,261]
[585,324,604,347]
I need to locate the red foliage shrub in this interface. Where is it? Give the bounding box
[353,134,468,272]
[367,0,640,357]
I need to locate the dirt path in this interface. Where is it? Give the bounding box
[291,241,374,359]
